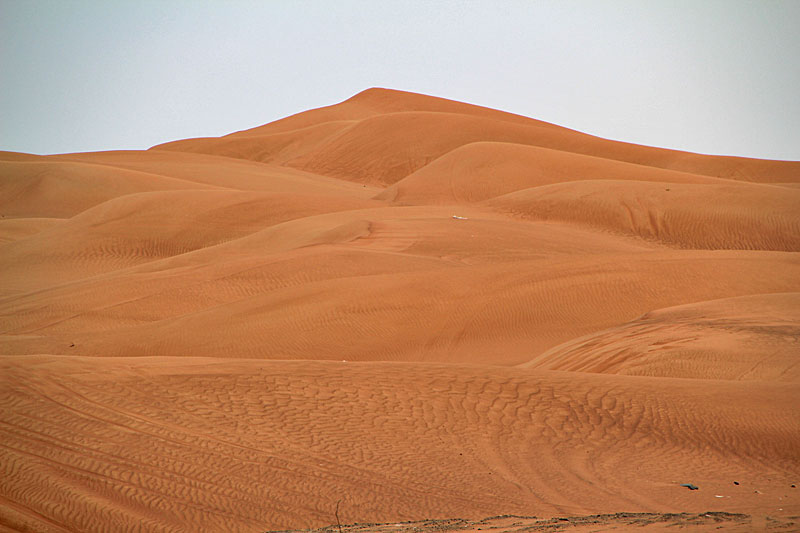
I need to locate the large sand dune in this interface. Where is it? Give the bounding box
[1,88,798,532]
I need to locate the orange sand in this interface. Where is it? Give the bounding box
[1,88,798,532]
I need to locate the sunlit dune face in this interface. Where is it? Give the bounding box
[2,89,799,532]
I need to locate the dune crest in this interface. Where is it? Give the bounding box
[1,89,799,531]
[152,88,800,185]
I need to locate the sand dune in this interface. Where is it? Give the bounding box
[378,142,740,205]
[524,293,800,382]
[0,217,62,245]
[208,87,566,138]
[49,150,381,197]
[489,180,800,251]
[2,356,798,532]
[151,120,358,165]
[154,88,800,185]
[2,249,798,364]
[0,190,380,295]
[1,89,799,531]
[0,157,218,218]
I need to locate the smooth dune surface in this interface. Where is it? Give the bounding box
[1,88,799,532]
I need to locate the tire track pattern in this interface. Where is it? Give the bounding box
[2,357,798,532]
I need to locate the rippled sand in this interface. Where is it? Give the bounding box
[2,89,798,531]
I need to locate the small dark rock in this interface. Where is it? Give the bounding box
[734,481,739,485]
[680,484,699,490]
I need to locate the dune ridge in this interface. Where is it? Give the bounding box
[153,88,800,185]
[1,88,798,532]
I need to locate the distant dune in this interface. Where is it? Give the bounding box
[1,88,798,532]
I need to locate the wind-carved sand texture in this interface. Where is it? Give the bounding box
[1,89,799,532]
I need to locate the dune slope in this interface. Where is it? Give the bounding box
[523,293,800,382]
[1,88,799,532]
[2,356,798,532]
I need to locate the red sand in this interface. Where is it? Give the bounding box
[1,89,798,532]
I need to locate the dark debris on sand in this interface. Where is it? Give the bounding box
[265,511,765,532]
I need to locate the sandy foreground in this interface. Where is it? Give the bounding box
[1,88,798,532]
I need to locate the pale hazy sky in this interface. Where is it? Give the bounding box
[2,1,799,159]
